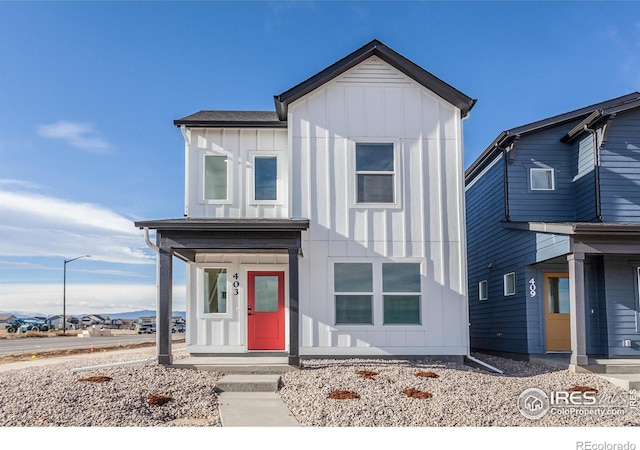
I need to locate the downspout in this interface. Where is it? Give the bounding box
[144,227,159,254]
[180,125,191,218]
[500,145,511,221]
[583,125,604,221]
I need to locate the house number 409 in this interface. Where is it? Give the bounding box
[232,273,239,295]
[528,278,536,298]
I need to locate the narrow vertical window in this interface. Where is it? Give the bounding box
[204,268,227,314]
[356,143,394,203]
[382,263,421,324]
[530,168,554,191]
[504,272,516,296]
[204,155,228,200]
[479,280,488,301]
[254,156,278,201]
[334,263,373,324]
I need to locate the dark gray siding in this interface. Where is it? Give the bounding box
[573,135,597,221]
[507,121,581,222]
[603,255,640,356]
[467,155,533,354]
[599,108,640,223]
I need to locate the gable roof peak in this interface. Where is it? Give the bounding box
[274,39,475,120]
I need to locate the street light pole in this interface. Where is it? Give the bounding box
[63,255,90,335]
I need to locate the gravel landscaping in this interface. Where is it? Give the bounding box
[1,349,638,427]
[279,354,640,427]
[0,349,222,427]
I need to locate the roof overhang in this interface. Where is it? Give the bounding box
[273,39,475,121]
[135,218,310,232]
[502,221,640,236]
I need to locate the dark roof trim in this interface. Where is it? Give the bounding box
[274,39,476,121]
[465,92,640,185]
[173,111,286,128]
[502,221,640,236]
[135,218,310,232]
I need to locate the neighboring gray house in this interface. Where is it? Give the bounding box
[465,93,640,369]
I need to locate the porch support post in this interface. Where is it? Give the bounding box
[288,247,300,367]
[568,252,588,368]
[158,246,173,365]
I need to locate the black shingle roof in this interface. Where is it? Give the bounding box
[174,110,285,128]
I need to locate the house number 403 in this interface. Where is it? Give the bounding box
[232,273,239,295]
[529,278,536,298]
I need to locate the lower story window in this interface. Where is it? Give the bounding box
[504,272,516,296]
[204,268,227,314]
[334,263,373,324]
[333,262,422,325]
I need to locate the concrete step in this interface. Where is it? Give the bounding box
[216,374,281,392]
[585,359,640,374]
[171,356,298,374]
[597,374,640,390]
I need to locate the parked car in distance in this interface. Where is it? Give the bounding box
[172,323,186,333]
[137,324,155,334]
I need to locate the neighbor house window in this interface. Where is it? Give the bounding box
[530,168,554,191]
[382,263,421,324]
[334,263,373,324]
[204,155,228,200]
[204,268,227,314]
[504,272,516,296]
[479,280,488,301]
[356,143,395,203]
[254,156,278,201]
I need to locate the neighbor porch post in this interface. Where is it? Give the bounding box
[288,247,300,367]
[157,245,173,365]
[567,252,588,368]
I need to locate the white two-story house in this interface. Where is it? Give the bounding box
[135,40,476,365]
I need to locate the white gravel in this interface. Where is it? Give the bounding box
[2,349,638,427]
[0,349,222,427]
[279,354,640,427]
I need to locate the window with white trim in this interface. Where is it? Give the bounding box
[479,280,488,301]
[204,155,228,200]
[334,263,373,324]
[204,268,228,314]
[504,272,516,296]
[382,263,421,324]
[356,143,395,203]
[254,155,278,201]
[530,168,555,191]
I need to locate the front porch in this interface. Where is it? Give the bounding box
[134,218,309,366]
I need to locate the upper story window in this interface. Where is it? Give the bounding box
[204,155,228,200]
[530,168,555,191]
[254,155,278,202]
[356,143,395,203]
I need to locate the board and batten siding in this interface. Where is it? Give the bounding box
[603,255,640,356]
[599,108,640,222]
[185,128,289,219]
[290,56,468,355]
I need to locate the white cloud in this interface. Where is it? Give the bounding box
[0,283,186,316]
[0,188,154,265]
[37,121,111,154]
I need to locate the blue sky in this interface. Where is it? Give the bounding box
[1,1,639,316]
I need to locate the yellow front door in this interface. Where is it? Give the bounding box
[544,273,571,351]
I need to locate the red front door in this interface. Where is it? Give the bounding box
[247,271,285,350]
